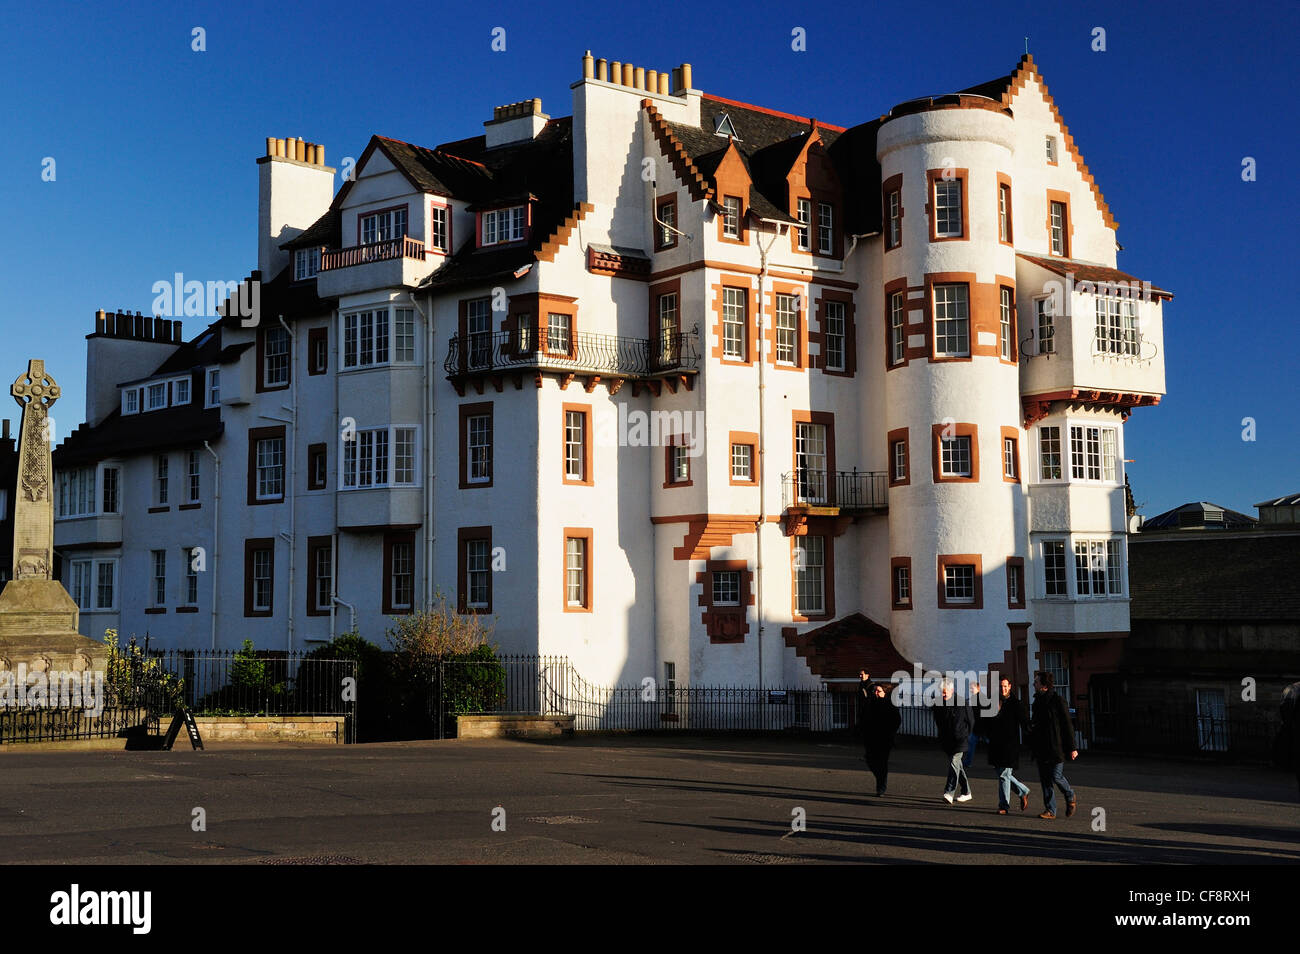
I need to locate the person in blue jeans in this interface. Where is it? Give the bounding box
[987,676,1031,814]
[1029,671,1078,819]
[932,679,977,804]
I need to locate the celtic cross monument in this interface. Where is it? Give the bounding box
[0,359,107,671]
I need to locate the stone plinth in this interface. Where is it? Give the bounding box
[0,580,107,672]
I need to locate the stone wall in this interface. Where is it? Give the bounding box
[192,715,345,744]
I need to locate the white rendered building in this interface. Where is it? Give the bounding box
[52,53,1168,709]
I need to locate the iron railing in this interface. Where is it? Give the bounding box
[445,329,700,380]
[781,469,888,512]
[0,647,358,745]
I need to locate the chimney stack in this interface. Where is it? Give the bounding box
[583,52,692,98]
[258,133,335,279]
[484,98,549,148]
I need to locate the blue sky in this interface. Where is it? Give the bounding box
[2,0,1296,517]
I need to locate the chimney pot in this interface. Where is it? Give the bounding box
[275,138,286,157]
[286,137,297,159]
[634,66,645,89]
[622,62,634,86]
[316,144,325,165]
[532,97,541,114]
[596,57,607,82]
[2,420,9,441]
[671,67,681,93]
[265,137,275,157]
[582,51,594,79]
[610,61,621,84]
[295,138,305,161]
[647,69,658,92]
[680,63,693,91]
[658,72,669,96]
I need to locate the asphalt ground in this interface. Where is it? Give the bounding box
[1,734,1296,865]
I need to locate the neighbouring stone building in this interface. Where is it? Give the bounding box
[51,52,1171,700]
[1117,497,1300,754]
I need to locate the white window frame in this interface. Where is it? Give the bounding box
[263,326,291,387]
[122,387,141,415]
[1035,297,1055,354]
[892,440,906,481]
[999,287,1013,360]
[887,190,901,248]
[95,559,118,611]
[172,377,191,406]
[101,465,120,515]
[795,198,811,251]
[1038,425,1064,481]
[722,196,741,239]
[56,466,97,518]
[1094,294,1140,357]
[1045,135,1058,163]
[774,294,799,365]
[183,547,200,607]
[1003,436,1018,479]
[794,535,825,616]
[893,564,910,605]
[823,300,846,371]
[889,292,905,365]
[360,208,407,245]
[341,309,393,369]
[563,411,587,482]
[155,454,169,505]
[933,283,970,357]
[939,435,972,478]
[252,548,273,612]
[294,247,320,281]
[151,549,167,607]
[255,437,284,500]
[206,369,220,407]
[731,443,752,481]
[341,426,418,489]
[430,204,449,252]
[722,286,747,359]
[934,178,963,237]
[1067,423,1121,483]
[187,450,201,502]
[817,202,833,255]
[146,382,167,411]
[943,564,975,603]
[1049,201,1066,255]
[565,536,588,607]
[712,570,741,607]
[467,413,492,484]
[481,206,525,246]
[466,538,491,610]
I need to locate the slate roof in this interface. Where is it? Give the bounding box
[216,263,337,330]
[1258,493,1300,507]
[663,96,887,238]
[1018,254,1173,299]
[1128,534,1300,621]
[282,207,340,251]
[418,117,576,292]
[55,404,223,468]
[1140,501,1258,532]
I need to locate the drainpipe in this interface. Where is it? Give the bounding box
[333,596,357,634]
[279,315,297,654]
[754,221,782,690]
[329,307,340,640]
[203,441,220,650]
[408,291,435,610]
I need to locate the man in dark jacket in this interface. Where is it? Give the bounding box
[1030,671,1077,819]
[932,679,977,804]
[861,680,902,796]
[987,676,1030,814]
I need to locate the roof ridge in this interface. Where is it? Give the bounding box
[703,94,846,132]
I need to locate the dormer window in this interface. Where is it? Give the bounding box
[122,387,141,415]
[431,205,449,252]
[146,382,167,411]
[714,113,739,140]
[294,247,320,281]
[481,205,526,246]
[173,377,191,405]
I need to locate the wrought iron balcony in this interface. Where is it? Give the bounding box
[445,328,700,380]
[321,236,426,271]
[781,469,888,514]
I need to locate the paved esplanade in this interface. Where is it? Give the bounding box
[0,737,1295,864]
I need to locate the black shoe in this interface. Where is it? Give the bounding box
[876,787,886,797]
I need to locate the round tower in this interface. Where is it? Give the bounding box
[877,95,1026,674]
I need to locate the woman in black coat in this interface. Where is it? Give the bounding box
[987,677,1030,813]
[861,680,902,796]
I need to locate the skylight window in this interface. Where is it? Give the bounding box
[713,113,739,140]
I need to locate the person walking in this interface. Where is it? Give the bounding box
[862,681,902,795]
[1030,671,1077,819]
[932,679,976,804]
[987,676,1031,815]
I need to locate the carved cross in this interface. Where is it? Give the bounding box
[11,360,60,410]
